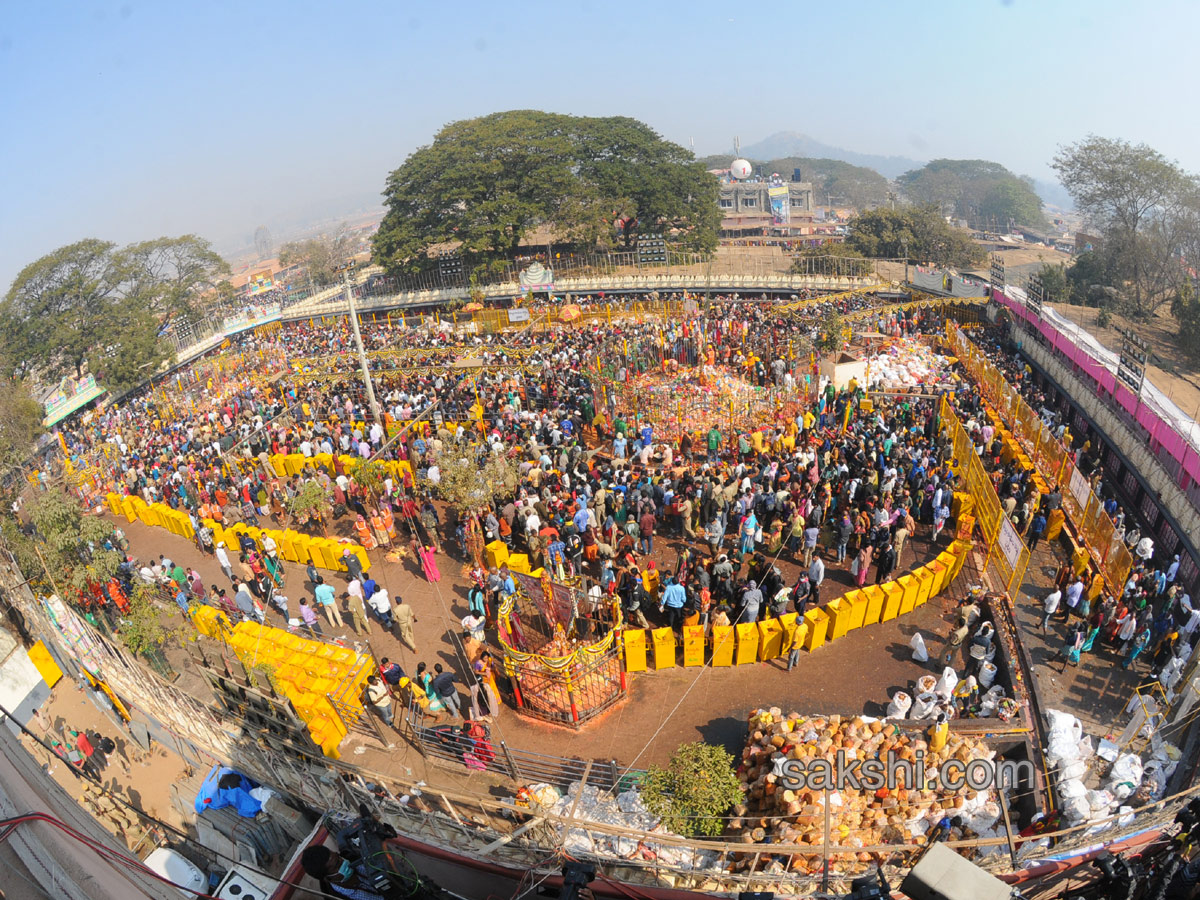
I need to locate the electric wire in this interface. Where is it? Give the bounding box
[0,700,428,900]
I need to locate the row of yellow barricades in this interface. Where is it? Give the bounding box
[192,607,366,758]
[107,493,196,539]
[104,492,370,574]
[484,540,546,579]
[986,413,1052,497]
[202,518,370,574]
[265,451,414,485]
[622,540,972,672]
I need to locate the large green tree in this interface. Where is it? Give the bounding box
[1173,281,1200,362]
[898,159,1045,228]
[2,235,221,392]
[116,235,230,319]
[7,490,122,597]
[0,373,44,469]
[1053,136,1199,316]
[2,239,122,379]
[846,205,985,268]
[372,111,720,276]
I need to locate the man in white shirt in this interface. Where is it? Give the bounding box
[367,587,392,629]
[524,507,541,536]
[1064,577,1084,618]
[215,542,234,585]
[1167,555,1181,583]
[808,557,825,604]
[1041,587,1061,631]
[1182,605,1200,640]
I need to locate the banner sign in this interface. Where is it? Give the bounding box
[223,304,282,336]
[1069,465,1092,511]
[768,185,791,225]
[43,375,106,426]
[997,515,1024,570]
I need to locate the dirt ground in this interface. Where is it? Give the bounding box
[1046,301,1200,424]
[1005,538,1157,744]
[113,507,974,778]
[20,671,192,853]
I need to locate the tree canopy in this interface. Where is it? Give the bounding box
[117,234,229,319]
[846,205,985,268]
[280,229,356,288]
[0,373,43,469]
[2,235,226,392]
[372,111,720,277]
[425,450,518,515]
[1053,136,1200,317]
[640,741,742,837]
[7,490,123,598]
[897,159,1045,228]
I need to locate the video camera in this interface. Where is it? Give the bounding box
[336,804,404,898]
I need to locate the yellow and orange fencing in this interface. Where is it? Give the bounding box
[939,397,1031,595]
[620,539,972,672]
[945,322,1132,593]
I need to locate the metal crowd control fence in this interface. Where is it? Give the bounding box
[4,549,1200,891]
[939,396,1030,595]
[405,699,641,792]
[946,323,1134,592]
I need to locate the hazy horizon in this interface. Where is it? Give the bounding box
[3,0,1197,289]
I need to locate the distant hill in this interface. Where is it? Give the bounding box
[738,132,922,180]
[699,154,890,210]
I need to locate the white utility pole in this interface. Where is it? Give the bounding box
[341,265,381,424]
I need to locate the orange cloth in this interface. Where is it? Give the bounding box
[370,513,391,547]
[380,506,397,539]
[355,516,376,550]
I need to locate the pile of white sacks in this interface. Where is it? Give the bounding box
[524,782,721,870]
[1044,706,1179,836]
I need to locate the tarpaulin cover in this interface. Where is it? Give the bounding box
[194,765,262,818]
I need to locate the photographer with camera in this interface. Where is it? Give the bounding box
[300,844,391,900]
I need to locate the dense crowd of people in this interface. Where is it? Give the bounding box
[961,331,1194,679]
[46,291,1181,734]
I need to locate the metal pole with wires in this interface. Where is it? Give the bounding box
[339,263,381,425]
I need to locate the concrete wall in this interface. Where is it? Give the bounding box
[1013,322,1200,580]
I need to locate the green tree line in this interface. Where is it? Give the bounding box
[1042,136,1200,361]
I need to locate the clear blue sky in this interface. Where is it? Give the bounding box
[2,0,1197,289]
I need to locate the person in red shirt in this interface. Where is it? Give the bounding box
[638,508,656,556]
